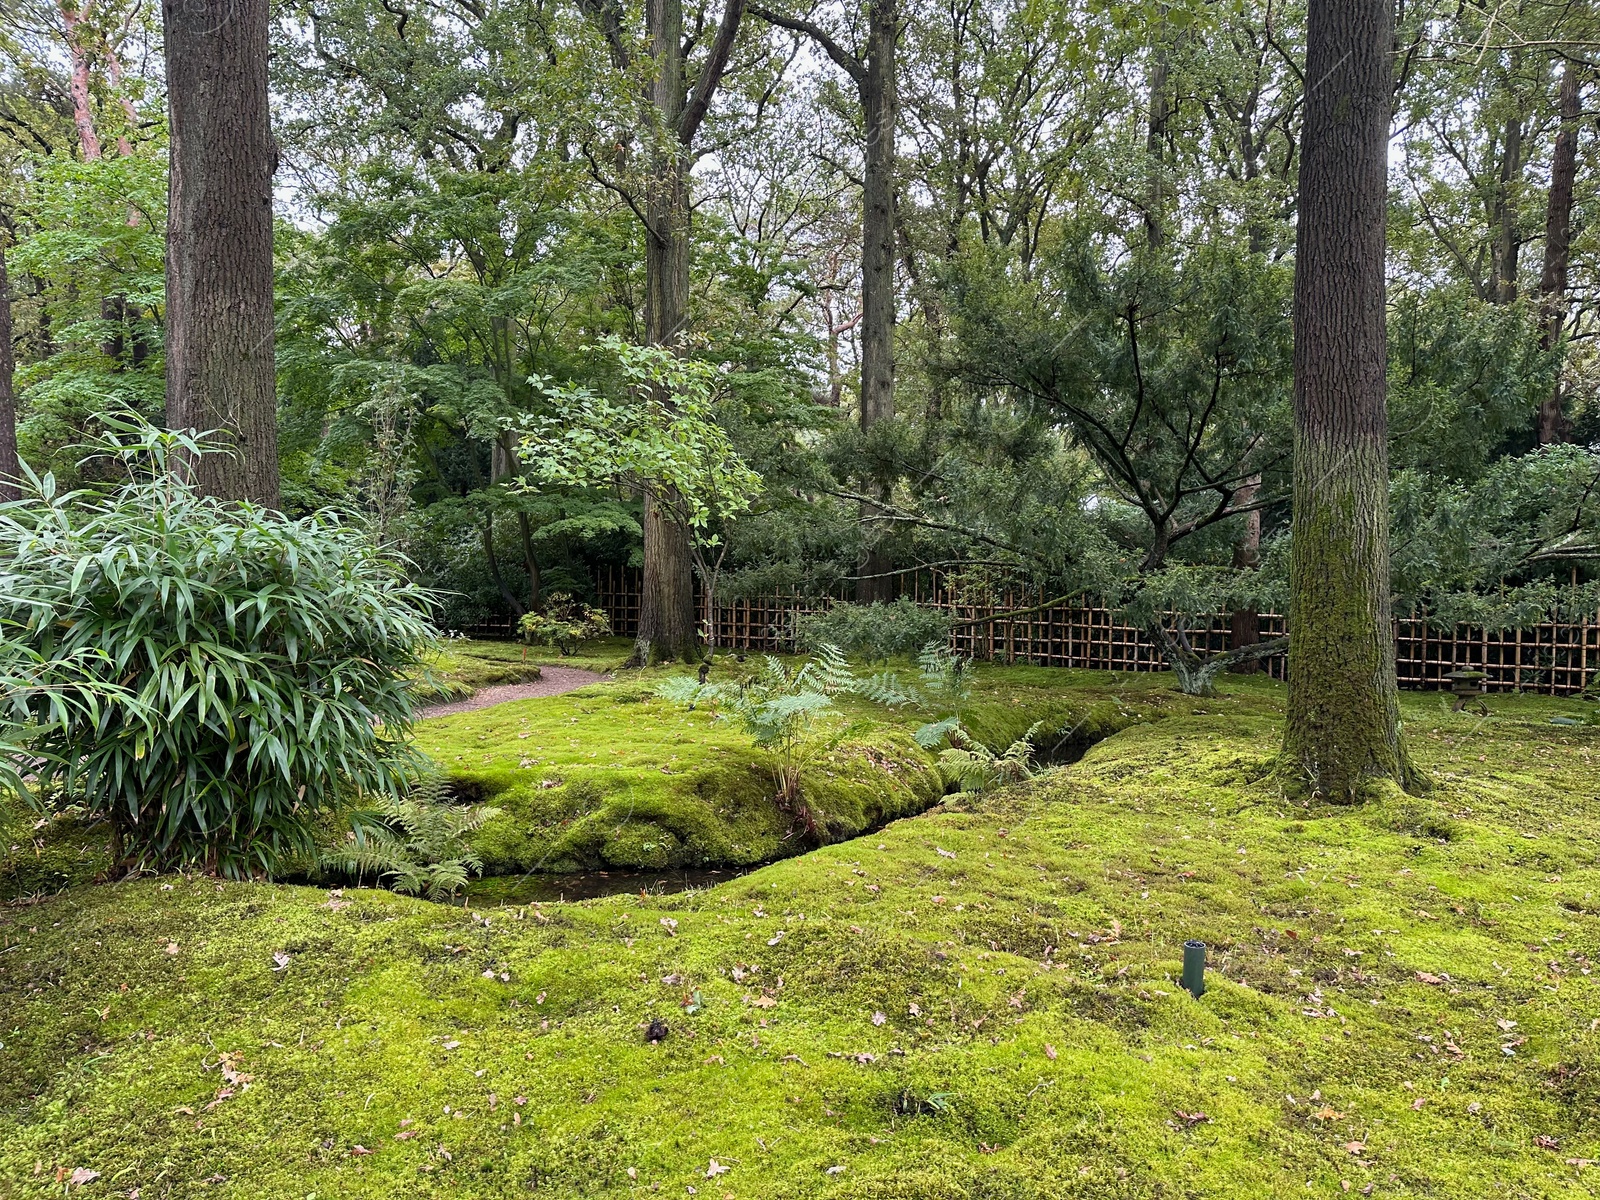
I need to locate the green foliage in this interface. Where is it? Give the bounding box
[1391,444,1600,625]
[795,599,951,662]
[0,421,434,876]
[517,337,763,537]
[323,772,500,900]
[9,151,167,482]
[518,592,612,655]
[658,645,909,837]
[936,720,1044,794]
[1386,287,1555,477]
[947,236,1293,573]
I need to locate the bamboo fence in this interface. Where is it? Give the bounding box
[459,567,1600,697]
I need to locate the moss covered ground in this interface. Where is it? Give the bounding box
[3,670,1597,1197]
[420,641,1172,874]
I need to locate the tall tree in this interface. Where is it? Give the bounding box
[1282,0,1414,798]
[162,0,279,506]
[750,0,898,600]
[582,0,746,663]
[1538,60,1581,445]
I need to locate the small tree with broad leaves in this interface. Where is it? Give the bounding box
[515,337,762,660]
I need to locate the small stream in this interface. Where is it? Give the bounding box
[464,865,749,906]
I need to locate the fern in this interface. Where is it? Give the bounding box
[936,721,1044,795]
[324,772,500,901]
[918,641,973,719]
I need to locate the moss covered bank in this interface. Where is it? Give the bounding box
[2,672,1597,1197]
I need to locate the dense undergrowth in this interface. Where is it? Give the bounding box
[1,670,1596,1197]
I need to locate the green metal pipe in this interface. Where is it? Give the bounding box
[1182,940,1206,999]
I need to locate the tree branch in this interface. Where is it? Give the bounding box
[748,4,866,86]
[680,0,747,144]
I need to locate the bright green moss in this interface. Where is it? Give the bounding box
[423,669,944,872]
[2,672,1596,1197]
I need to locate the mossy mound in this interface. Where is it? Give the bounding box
[3,675,1596,1198]
[422,657,1199,875]
[426,676,944,872]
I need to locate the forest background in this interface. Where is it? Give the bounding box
[0,0,1594,656]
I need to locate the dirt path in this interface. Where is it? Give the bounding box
[417,666,608,720]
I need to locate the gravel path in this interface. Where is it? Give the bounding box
[417,665,608,720]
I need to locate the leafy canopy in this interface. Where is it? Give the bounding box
[516,336,763,537]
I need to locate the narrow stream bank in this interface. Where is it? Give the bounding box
[463,864,750,905]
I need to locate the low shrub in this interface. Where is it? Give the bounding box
[794,598,951,662]
[518,592,612,655]
[0,422,435,877]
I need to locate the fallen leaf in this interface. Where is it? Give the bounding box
[660,918,679,935]
[1044,1044,1058,1061]
[706,1159,730,1178]
[1314,1106,1345,1121]
[1535,1135,1561,1150]
[271,951,291,972]
[871,1011,886,1026]
[825,1165,846,1175]
[1341,1141,1365,1155]
[1173,1110,1210,1127]
[68,1168,100,1187]
[350,1145,372,1156]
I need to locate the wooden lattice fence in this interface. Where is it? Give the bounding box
[457,567,1600,697]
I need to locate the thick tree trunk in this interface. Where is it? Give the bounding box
[1538,62,1580,445]
[1282,0,1416,801]
[0,245,19,502]
[1227,474,1262,672]
[631,0,701,664]
[163,0,280,507]
[855,0,898,604]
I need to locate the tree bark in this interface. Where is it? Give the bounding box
[1282,0,1416,800]
[1489,110,1523,304]
[629,0,721,664]
[855,0,898,604]
[1537,62,1580,445]
[482,509,526,620]
[62,2,103,160]
[1144,43,1172,248]
[1227,473,1262,671]
[0,244,19,502]
[163,0,280,507]
[859,0,896,435]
